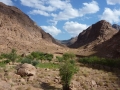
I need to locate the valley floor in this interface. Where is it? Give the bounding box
[0,63,120,90]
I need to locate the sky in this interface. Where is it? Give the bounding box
[0,0,120,40]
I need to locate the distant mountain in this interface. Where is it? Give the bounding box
[59,37,77,46]
[70,20,118,49]
[112,24,120,30]
[0,2,62,53]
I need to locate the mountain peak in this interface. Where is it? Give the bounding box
[70,20,118,48]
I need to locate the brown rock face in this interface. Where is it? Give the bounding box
[96,30,120,58]
[0,2,61,53]
[70,20,118,49]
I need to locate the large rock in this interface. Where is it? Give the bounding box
[16,63,36,77]
[0,80,11,90]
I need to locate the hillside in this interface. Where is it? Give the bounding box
[95,30,120,58]
[70,20,118,50]
[0,2,63,54]
[112,24,120,30]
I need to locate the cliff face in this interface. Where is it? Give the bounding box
[70,20,118,50]
[0,2,61,53]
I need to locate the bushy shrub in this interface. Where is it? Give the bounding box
[56,56,64,62]
[59,62,78,90]
[32,60,39,66]
[79,56,120,68]
[63,53,75,61]
[45,54,53,62]
[0,49,18,64]
[21,58,32,64]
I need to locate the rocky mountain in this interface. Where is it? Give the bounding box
[70,20,118,50]
[0,2,62,54]
[59,37,77,46]
[112,24,120,30]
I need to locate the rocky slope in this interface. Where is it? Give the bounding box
[0,2,62,54]
[95,30,120,58]
[70,20,118,51]
[112,24,120,30]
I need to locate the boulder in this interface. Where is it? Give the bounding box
[16,63,36,77]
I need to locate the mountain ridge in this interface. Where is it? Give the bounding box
[0,2,63,54]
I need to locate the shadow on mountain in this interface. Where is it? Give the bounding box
[92,30,120,58]
[40,82,61,90]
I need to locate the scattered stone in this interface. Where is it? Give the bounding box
[91,80,97,86]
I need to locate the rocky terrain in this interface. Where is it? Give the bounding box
[65,21,120,58]
[0,2,64,54]
[0,2,120,90]
[112,24,120,30]
[94,30,120,58]
[0,62,120,90]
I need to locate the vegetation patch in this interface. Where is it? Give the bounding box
[36,63,59,69]
[79,56,120,68]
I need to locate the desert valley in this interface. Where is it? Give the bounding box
[0,2,120,90]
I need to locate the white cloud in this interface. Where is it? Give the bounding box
[54,4,79,21]
[20,0,99,22]
[53,1,99,21]
[100,8,120,24]
[106,0,120,5]
[20,0,56,12]
[41,26,61,36]
[63,21,89,36]
[0,0,13,5]
[29,10,49,16]
[79,1,100,16]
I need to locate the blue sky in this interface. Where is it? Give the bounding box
[0,0,120,40]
